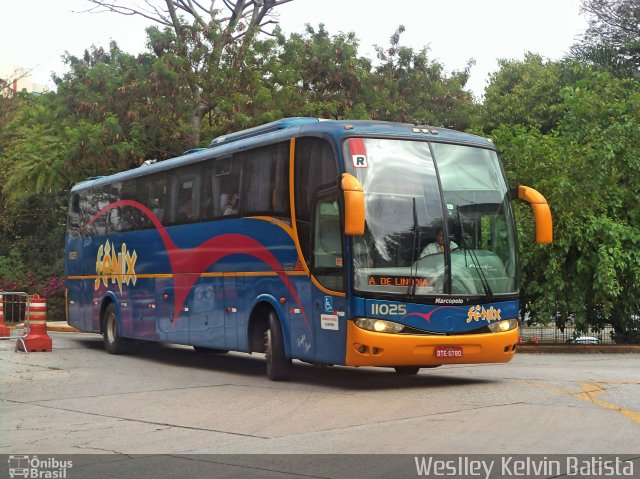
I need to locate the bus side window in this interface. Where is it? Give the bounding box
[147,173,168,223]
[169,167,201,225]
[214,156,241,217]
[241,142,289,216]
[87,186,109,236]
[68,194,82,237]
[200,162,215,220]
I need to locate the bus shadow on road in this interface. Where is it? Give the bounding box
[70,336,497,390]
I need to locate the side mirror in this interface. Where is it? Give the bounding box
[511,186,553,244]
[341,173,365,236]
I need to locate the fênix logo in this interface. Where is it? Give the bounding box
[95,240,138,293]
[8,455,73,479]
[466,305,501,324]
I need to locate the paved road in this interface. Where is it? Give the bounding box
[1,332,639,458]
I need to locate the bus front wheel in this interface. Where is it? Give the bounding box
[264,311,291,381]
[102,303,131,355]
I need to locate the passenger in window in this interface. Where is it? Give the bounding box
[223,193,239,216]
[151,198,165,221]
[201,196,214,218]
[178,199,195,221]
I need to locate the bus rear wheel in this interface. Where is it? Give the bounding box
[102,303,131,355]
[394,366,420,375]
[264,310,291,381]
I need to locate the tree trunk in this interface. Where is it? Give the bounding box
[191,103,209,146]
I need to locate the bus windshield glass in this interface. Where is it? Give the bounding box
[344,138,517,297]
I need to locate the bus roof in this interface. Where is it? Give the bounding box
[71,118,494,192]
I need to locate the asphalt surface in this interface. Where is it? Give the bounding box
[1,331,640,478]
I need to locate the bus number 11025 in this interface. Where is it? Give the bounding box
[370,303,407,316]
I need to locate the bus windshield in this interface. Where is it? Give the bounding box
[344,138,517,297]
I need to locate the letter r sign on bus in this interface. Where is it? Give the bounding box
[352,154,368,168]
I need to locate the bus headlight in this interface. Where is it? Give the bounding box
[354,318,404,334]
[487,319,518,333]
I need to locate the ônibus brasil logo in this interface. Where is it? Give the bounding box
[95,240,137,293]
[8,455,73,478]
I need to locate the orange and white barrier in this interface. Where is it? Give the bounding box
[20,294,52,352]
[0,294,10,337]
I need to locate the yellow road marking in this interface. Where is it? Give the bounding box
[523,380,640,425]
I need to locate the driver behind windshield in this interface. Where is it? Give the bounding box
[420,228,459,257]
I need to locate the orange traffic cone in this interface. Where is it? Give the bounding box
[20,294,52,352]
[0,294,10,337]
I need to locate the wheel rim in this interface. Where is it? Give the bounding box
[106,312,116,344]
[265,328,273,373]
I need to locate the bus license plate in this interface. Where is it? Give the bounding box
[435,346,463,358]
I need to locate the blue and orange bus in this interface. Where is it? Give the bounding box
[65,118,552,379]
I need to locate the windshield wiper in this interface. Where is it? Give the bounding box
[408,197,421,296]
[457,207,493,299]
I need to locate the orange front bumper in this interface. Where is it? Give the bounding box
[344,321,519,367]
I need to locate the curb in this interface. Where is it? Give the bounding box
[46,323,79,333]
[518,344,640,354]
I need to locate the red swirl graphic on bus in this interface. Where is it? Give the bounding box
[402,306,469,325]
[84,200,312,335]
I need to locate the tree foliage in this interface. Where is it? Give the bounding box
[267,24,372,120]
[486,62,640,340]
[55,42,193,167]
[480,53,569,134]
[572,0,640,77]
[368,26,476,130]
[84,0,293,144]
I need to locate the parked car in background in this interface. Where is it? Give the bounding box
[567,336,600,345]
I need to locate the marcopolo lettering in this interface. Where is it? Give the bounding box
[435,297,464,304]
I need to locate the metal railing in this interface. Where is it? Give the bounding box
[519,323,638,345]
[0,292,31,352]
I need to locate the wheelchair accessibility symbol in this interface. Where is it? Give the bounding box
[324,296,333,313]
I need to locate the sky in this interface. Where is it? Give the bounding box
[0,0,589,98]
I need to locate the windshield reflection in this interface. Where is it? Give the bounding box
[344,138,518,297]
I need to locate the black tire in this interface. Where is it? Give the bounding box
[193,346,229,354]
[264,310,291,381]
[394,366,420,375]
[102,303,131,355]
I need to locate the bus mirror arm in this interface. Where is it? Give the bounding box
[512,185,553,244]
[341,173,365,236]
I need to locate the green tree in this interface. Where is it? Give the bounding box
[367,26,476,130]
[479,53,569,135]
[488,64,640,341]
[0,92,72,202]
[1,42,195,202]
[55,42,193,170]
[85,0,294,145]
[572,0,640,77]
[267,24,372,120]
